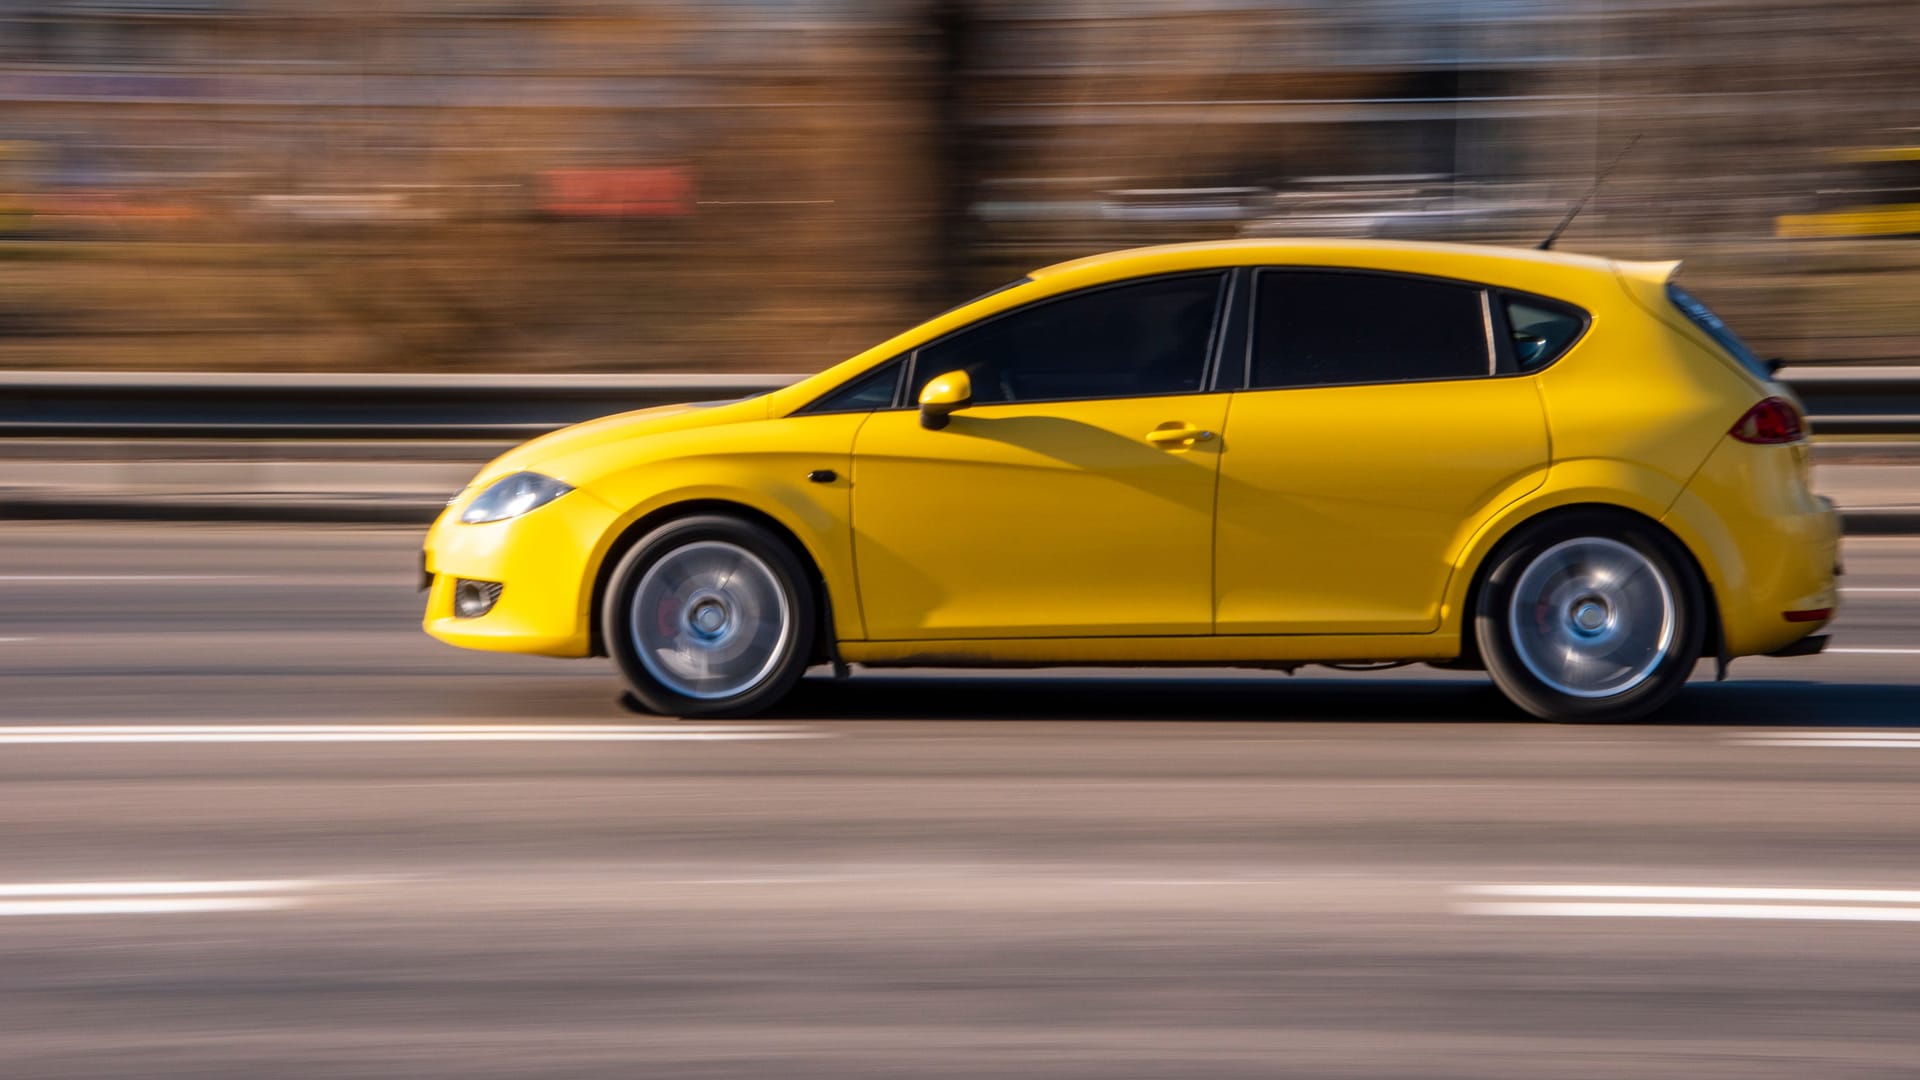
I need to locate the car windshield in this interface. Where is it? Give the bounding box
[1667,283,1772,381]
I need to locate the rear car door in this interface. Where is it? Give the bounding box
[1214,269,1551,634]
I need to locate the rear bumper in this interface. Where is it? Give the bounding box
[1765,632,1830,659]
[1664,437,1840,658]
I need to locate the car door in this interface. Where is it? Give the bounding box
[851,272,1230,640]
[1214,269,1550,635]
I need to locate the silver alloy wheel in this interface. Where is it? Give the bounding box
[631,540,793,701]
[1507,537,1676,699]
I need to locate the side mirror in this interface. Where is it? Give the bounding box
[918,369,973,431]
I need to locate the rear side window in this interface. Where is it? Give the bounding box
[801,359,903,414]
[1503,293,1588,371]
[1668,283,1772,381]
[1250,271,1491,390]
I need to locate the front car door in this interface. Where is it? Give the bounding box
[1214,269,1554,635]
[851,272,1230,640]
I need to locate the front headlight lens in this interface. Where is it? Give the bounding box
[459,471,572,524]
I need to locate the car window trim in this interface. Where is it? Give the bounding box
[902,269,1232,408]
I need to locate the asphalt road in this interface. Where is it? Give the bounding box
[3,523,1920,1079]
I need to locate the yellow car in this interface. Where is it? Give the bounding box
[422,239,1839,722]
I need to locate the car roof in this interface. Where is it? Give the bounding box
[1031,238,1618,280]
[1025,238,1681,303]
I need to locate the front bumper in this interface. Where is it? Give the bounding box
[420,485,620,658]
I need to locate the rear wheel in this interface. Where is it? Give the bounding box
[603,515,816,718]
[1475,512,1704,722]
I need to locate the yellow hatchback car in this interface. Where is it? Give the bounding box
[422,239,1838,722]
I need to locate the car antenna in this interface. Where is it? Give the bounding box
[1538,133,1641,250]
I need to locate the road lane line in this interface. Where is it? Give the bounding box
[0,877,318,917]
[1827,647,1920,655]
[1459,884,1920,903]
[0,574,257,582]
[0,723,832,744]
[0,898,299,917]
[1731,731,1920,748]
[1456,902,1920,922]
[0,880,320,897]
[1738,739,1920,749]
[1842,587,1920,593]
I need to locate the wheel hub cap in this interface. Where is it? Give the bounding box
[631,541,792,700]
[1509,537,1676,699]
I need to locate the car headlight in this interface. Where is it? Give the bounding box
[459,471,572,524]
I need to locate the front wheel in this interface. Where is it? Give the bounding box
[1475,513,1705,723]
[603,515,816,718]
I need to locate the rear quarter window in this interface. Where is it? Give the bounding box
[1667,283,1772,381]
[1502,293,1590,371]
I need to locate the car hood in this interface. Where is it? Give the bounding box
[472,396,769,487]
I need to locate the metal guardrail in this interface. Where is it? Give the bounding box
[0,372,801,440]
[0,366,1913,440]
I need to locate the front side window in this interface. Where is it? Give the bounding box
[1250,271,1491,390]
[909,273,1225,405]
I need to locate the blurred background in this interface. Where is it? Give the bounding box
[2,0,1918,375]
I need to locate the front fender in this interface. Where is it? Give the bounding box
[560,414,870,644]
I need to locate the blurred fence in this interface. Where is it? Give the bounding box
[0,366,1912,440]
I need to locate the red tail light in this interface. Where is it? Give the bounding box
[1729,397,1805,444]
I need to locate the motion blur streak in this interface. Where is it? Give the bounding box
[4,1,1920,375]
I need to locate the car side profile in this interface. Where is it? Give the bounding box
[421,239,1839,722]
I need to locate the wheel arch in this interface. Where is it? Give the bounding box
[1447,500,1723,668]
[586,498,841,664]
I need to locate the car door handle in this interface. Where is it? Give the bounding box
[1145,424,1215,447]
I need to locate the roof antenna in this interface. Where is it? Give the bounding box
[1538,133,1641,250]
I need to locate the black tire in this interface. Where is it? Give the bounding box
[1474,510,1705,723]
[602,514,817,718]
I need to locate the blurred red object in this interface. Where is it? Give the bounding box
[538,166,695,218]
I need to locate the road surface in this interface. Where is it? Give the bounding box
[2,523,1918,1078]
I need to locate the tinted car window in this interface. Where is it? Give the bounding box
[1251,271,1490,389]
[910,273,1224,405]
[803,359,902,414]
[1504,294,1588,371]
[1668,283,1772,381]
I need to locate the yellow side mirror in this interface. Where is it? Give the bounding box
[918,370,973,430]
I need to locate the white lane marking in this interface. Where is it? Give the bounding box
[0,723,832,744]
[1457,902,1920,922]
[0,880,320,897]
[1459,884,1920,903]
[0,878,316,917]
[0,574,256,582]
[1827,647,1920,655]
[1842,587,1920,593]
[0,637,33,643]
[0,898,298,917]
[1732,731,1920,748]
